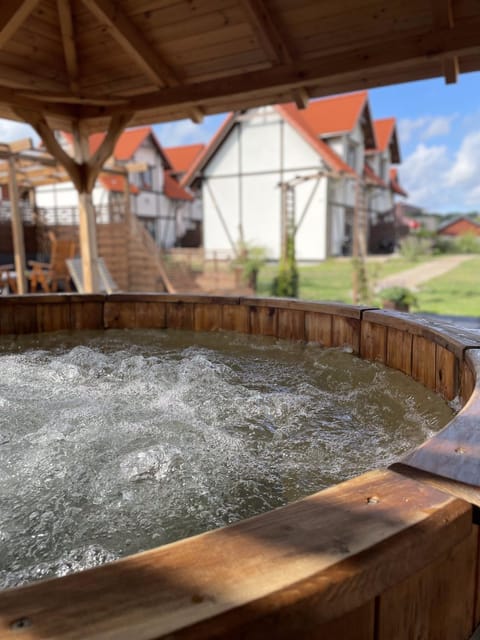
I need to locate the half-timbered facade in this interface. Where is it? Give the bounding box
[181,92,405,261]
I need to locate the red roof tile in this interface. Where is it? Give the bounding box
[164,144,205,174]
[62,127,169,165]
[364,162,387,188]
[390,168,408,197]
[300,91,369,137]
[371,118,396,153]
[99,174,139,194]
[276,103,356,175]
[164,172,193,201]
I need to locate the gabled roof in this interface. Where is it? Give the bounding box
[164,172,193,201]
[164,144,205,175]
[364,162,388,189]
[437,215,480,233]
[181,105,358,187]
[99,174,139,195]
[301,91,370,138]
[62,127,172,168]
[390,168,408,197]
[276,104,356,175]
[368,118,401,163]
[181,113,236,187]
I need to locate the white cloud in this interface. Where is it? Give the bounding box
[155,119,203,147]
[446,130,480,186]
[398,114,456,145]
[0,118,39,144]
[400,142,449,207]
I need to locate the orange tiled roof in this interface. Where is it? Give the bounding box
[164,172,193,201]
[62,127,169,165]
[164,144,205,174]
[364,162,387,188]
[371,118,396,153]
[390,168,408,197]
[276,104,356,175]
[300,91,369,137]
[99,174,139,194]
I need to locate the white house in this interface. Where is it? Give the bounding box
[35,127,194,250]
[180,91,406,261]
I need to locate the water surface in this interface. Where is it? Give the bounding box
[0,329,454,589]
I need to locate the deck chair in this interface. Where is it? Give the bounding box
[28,231,77,293]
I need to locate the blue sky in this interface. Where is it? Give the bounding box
[2,71,480,214]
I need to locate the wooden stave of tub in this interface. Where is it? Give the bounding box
[0,293,480,640]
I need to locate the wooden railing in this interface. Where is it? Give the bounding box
[0,294,479,639]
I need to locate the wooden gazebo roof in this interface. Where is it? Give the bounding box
[0,0,478,133]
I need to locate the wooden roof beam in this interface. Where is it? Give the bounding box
[0,0,41,49]
[432,0,458,84]
[57,0,80,93]
[86,113,132,191]
[81,0,179,89]
[240,0,292,65]
[15,108,82,191]
[89,16,480,119]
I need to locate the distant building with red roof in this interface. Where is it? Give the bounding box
[437,216,480,237]
[36,127,197,249]
[179,91,406,260]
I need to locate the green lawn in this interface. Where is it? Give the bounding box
[256,256,432,304]
[256,255,480,316]
[415,256,480,316]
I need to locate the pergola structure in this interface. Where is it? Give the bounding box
[0,0,479,292]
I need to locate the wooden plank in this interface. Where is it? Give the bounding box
[8,156,28,294]
[135,301,167,329]
[0,0,41,49]
[461,354,476,405]
[277,308,305,341]
[166,301,194,330]
[194,303,222,332]
[386,326,412,375]
[0,302,15,334]
[332,316,360,353]
[304,311,332,346]
[57,0,79,92]
[12,302,37,334]
[250,304,278,337]
[377,526,477,640]
[82,0,180,88]
[411,335,437,391]
[221,304,250,333]
[360,321,387,363]
[436,344,458,401]
[475,526,480,628]
[0,469,471,640]
[240,0,293,64]
[70,301,104,330]
[36,302,71,332]
[104,301,136,329]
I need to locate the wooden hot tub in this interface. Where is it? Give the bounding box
[0,293,479,640]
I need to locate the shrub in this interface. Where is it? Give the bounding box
[380,286,417,310]
[399,235,431,261]
[453,233,480,254]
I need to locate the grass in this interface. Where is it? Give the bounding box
[415,256,480,316]
[256,254,480,317]
[256,255,433,304]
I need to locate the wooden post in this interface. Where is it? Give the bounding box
[7,156,28,294]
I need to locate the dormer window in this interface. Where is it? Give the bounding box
[140,166,153,189]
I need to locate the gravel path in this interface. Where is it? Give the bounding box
[375,255,473,291]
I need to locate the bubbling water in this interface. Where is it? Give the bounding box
[0,329,453,589]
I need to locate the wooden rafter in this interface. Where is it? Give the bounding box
[86,113,132,191]
[292,87,310,110]
[431,0,458,84]
[81,0,179,88]
[15,108,82,191]
[240,0,292,65]
[0,0,41,49]
[90,16,480,119]
[57,0,79,93]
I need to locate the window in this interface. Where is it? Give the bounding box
[139,166,153,189]
[347,143,357,171]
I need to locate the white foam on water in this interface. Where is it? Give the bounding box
[0,329,453,589]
